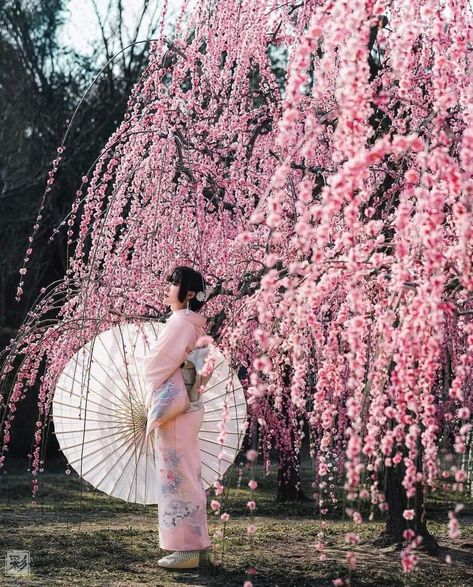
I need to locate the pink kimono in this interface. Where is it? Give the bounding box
[142,309,211,552]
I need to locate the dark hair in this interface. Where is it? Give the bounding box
[166,265,207,311]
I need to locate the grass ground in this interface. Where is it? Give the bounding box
[0,458,472,586]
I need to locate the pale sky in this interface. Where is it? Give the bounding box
[59,0,185,56]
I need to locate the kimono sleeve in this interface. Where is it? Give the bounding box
[142,317,195,408]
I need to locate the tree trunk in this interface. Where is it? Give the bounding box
[275,367,312,503]
[275,452,311,502]
[379,463,439,553]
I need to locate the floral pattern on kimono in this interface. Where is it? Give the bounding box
[161,499,203,537]
[158,448,182,495]
[151,380,180,421]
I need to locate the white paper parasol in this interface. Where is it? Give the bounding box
[52,321,247,504]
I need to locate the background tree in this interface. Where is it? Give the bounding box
[0,0,160,455]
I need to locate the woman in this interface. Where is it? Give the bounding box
[142,265,212,569]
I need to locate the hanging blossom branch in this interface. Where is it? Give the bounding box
[224,0,473,565]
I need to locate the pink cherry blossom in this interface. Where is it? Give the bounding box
[246,449,258,462]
